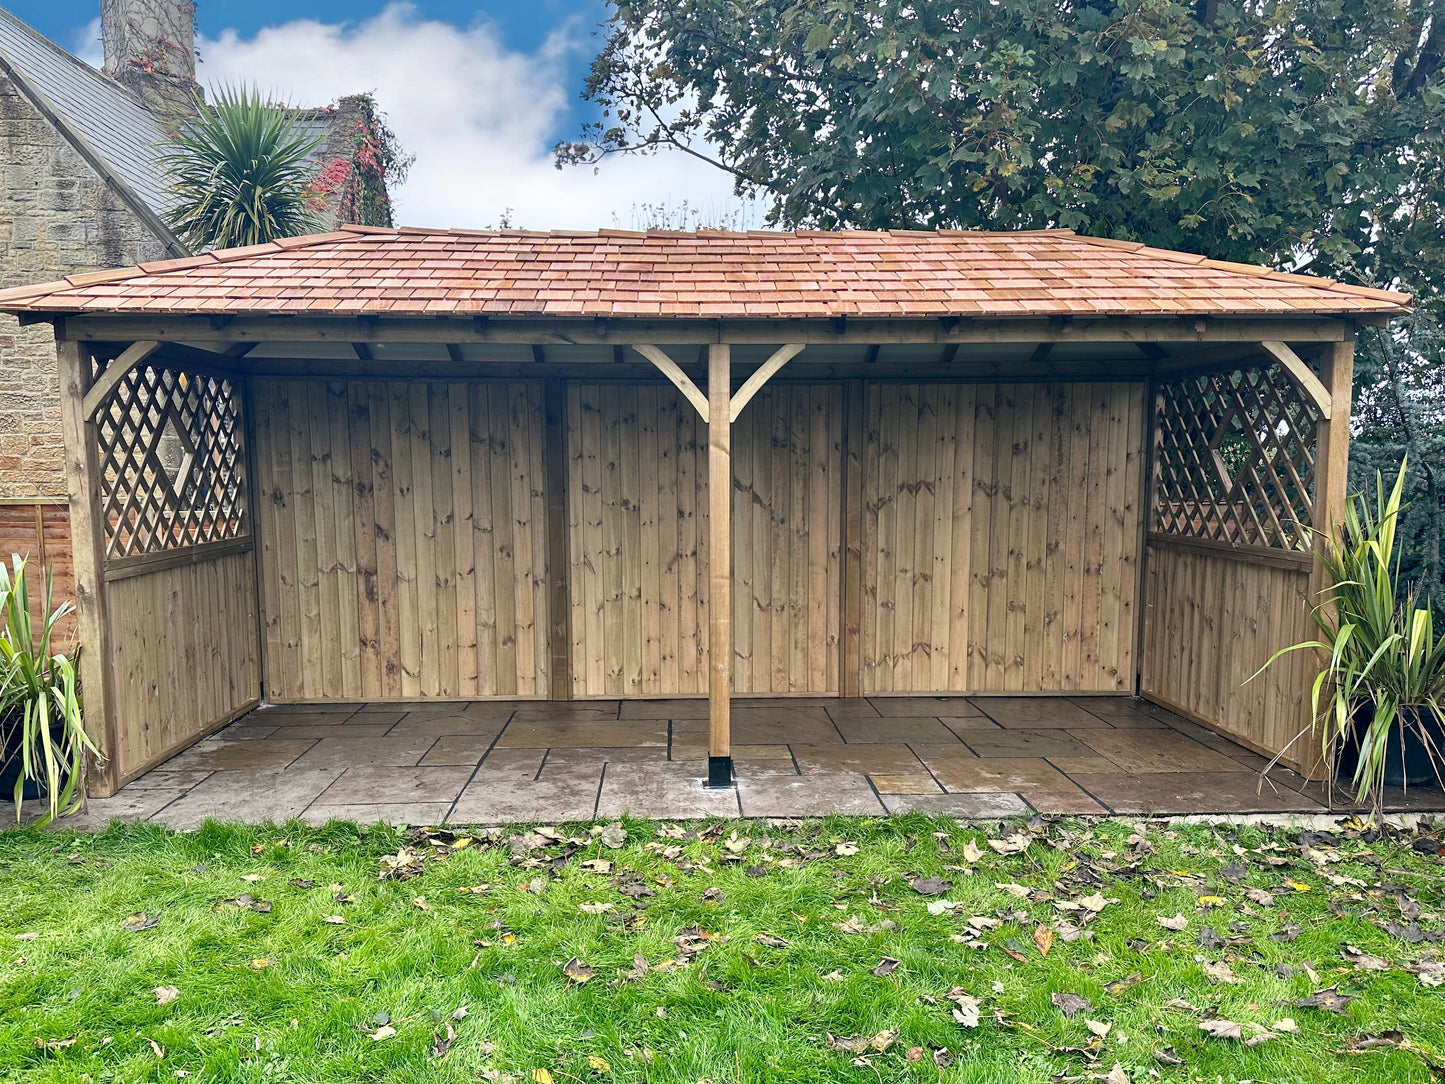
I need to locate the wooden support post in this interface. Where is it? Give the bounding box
[706,344,733,787]
[1300,335,1355,780]
[543,378,573,700]
[57,339,119,797]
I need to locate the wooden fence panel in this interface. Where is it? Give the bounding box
[860,382,1144,693]
[566,382,844,697]
[253,379,549,701]
[106,549,260,779]
[0,501,76,645]
[1141,540,1316,770]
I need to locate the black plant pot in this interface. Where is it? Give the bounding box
[1337,705,1445,789]
[0,716,65,802]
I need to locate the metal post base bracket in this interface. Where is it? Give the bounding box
[705,756,734,789]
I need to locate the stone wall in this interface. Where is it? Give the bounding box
[0,72,168,498]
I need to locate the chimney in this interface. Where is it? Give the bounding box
[100,0,200,116]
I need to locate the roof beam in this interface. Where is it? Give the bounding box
[1261,340,1332,419]
[352,342,373,360]
[81,340,160,418]
[445,343,464,363]
[729,344,805,423]
[1028,342,1054,365]
[57,314,1359,347]
[632,344,710,422]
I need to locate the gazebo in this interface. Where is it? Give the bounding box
[0,226,1410,798]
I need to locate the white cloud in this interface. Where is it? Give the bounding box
[194,2,764,230]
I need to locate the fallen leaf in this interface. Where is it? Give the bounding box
[432,1023,456,1059]
[145,1037,165,1058]
[1201,960,1239,984]
[1051,992,1091,1018]
[1297,985,1355,1014]
[1086,1019,1112,1038]
[826,1029,899,1054]
[587,1055,610,1072]
[1244,887,1276,907]
[1197,1019,1278,1045]
[947,989,982,1028]
[1273,1018,1299,1033]
[562,957,595,984]
[13,932,37,942]
[871,956,900,977]
[321,915,346,925]
[961,839,984,863]
[598,823,626,850]
[1103,972,1144,996]
[988,833,1031,855]
[1409,961,1445,987]
[121,912,159,932]
[1103,1061,1130,1084]
[754,933,789,948]
[371,1025,397,1042]
[1034,924,1054,957]
[910,876,953,896]
[579,902,614,914]
[835,842,859,857]
[153,985,179,1005]
[1342,946,1392,972]
[532,1069,554,1084]
[1156,914,1189,931]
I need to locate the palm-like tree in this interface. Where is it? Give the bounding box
[159,85,326,251]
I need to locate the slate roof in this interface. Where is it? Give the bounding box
[0,7,175,220]
[0,224,1413,319]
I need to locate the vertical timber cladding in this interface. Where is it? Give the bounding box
[252,380,550,701]
[861,383,1146,693]
[566,382,845,697]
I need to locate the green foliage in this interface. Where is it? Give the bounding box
[1257,462,1445,815]
[566,0,1445,290]
[159,84,328,251]
[0,556,98,826]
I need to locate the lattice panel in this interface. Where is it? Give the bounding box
[1153,362,1320,549]
[94,363,248,560]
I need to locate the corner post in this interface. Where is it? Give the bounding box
[706,344,733,787]
[1302,333,1355,781]
[56,336,119,797]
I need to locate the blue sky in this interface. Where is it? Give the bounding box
[8,1,754,229]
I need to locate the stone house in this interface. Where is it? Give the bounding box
[0,0,391,591]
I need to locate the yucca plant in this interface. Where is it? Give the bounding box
[159,84,327,251]
[0,556,98,826]
[1257,458,1445,818]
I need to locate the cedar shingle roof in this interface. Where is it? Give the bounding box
[0,224,1411,319]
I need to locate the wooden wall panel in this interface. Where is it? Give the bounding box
[253,379,549,701]
[860,382,1144,693]
[107,550,260,779]
[0,501,75,644]
[1141,541,1316,772]
[566,382,843,697]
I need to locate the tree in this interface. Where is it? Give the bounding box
[160,85,327,251]
[562,0,1445,598]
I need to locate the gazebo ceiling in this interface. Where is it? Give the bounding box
[0,225,1412,320]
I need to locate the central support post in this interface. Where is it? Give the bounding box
[706,343,733,787]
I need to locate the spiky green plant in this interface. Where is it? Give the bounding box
[159,85,327,251]
[0,556,98,826]
[1256,459,1445,817]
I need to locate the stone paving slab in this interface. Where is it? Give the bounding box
[833,717,965,744]
[289,736,440,772]
[879,791,1030,816]
[451,764,603,824]
[166,739,316,772]
[302,802,454,827]
[596,764,740,819]
[149,769,342,830]
[736,768,886,817]
[314,764,475,806]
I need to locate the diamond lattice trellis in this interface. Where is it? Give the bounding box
[94,362,248,560]
[1153,362,1320,549]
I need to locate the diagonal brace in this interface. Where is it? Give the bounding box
[1260,341,1331,420]
[82,340,160,419]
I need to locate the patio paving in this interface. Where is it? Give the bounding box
[57,696,1445,828]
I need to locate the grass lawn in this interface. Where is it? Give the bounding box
[3,814,1445,1083]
